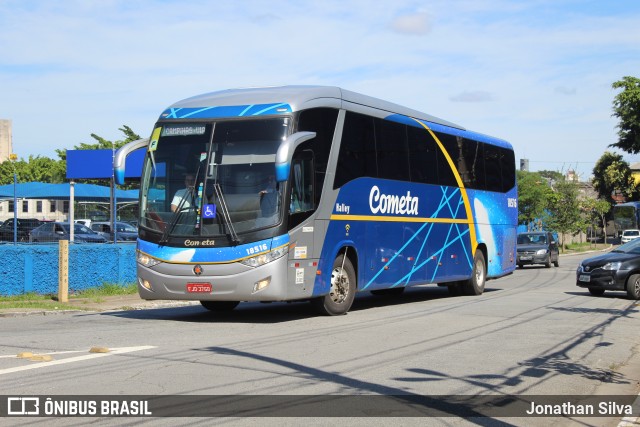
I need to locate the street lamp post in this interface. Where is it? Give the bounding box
[9,153,18,244]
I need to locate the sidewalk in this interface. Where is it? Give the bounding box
[0,294,198,317]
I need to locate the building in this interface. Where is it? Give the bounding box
[0,119,12,162]
[0,199,70,223]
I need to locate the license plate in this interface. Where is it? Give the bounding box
[520,256,532,260]
[578,275,590,283]
[186,283,212,293]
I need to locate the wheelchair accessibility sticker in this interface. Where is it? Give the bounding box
[203,204,216,218]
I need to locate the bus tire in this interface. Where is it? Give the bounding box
[200,301,240,312]
[313,254,356,315]
[461,251,486,296]
[626,274,640,300]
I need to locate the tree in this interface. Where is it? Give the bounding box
[593,198,611,244]
[517,170,553,229]
[592,151,638,204]
[545,177,581,250]
[55,125,141,161]
[610,76,640,154]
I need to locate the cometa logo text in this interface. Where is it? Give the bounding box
[369,186,419,216]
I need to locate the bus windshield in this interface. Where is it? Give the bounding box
[140,118,290,243]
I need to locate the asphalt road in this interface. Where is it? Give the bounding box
[1,252,639,426]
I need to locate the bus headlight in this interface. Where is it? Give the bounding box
[137,251,161,268]
[240,246,288,267]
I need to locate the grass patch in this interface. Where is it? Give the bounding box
[74,283,138,300]
[0,283,138,310]
[563,242,611,253]
[0,300,82,311]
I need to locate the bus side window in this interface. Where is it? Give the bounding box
[334,112,376,189]
[290,154,314,214]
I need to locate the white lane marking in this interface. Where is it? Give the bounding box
[0,350,85,359]
[0,346,156,376]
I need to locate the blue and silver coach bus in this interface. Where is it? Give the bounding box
[115,86,517,315]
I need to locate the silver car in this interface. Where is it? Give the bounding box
[90,221,138,242]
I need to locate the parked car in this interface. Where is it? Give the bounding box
[620,229,640,244]
[74,219,92,227]
[29,222,108,243]
[90,221,138,242]
[516,231,559,268]
[0,218,42,242]
[576,237,640,299]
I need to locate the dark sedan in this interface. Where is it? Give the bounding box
[576,238,640,299]
[516,231,559,268]
[0,218,42,242]
[29,222,108,243]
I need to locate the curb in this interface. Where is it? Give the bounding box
[559,244,614,257]
[0,300,200,318]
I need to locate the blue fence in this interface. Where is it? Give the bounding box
[0,243,136,296]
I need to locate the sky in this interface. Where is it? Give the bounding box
[1,0,639,181]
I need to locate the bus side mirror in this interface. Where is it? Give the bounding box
[114,138,150,185]
[275,131,316,182]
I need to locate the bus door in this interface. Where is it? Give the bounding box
[287,150,317,292]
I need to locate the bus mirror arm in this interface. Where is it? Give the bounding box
[114,138,150,185]
[275,131,316,182]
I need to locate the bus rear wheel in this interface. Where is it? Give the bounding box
[200,301,240,312]
[312,254,356,315]
[461,251,486,296]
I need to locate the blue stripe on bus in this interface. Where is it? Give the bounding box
[159,103,292,120]
[137,234,290,264]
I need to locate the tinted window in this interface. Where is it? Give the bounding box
[334,112,377,188]
[407,125,439,185]
[432,132,462,187]
[333,112,515,193]
[484,145,503,192]
[297,108,338,204]
[375,119,410,181]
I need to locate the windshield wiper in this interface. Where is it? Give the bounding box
[213,183,239,244]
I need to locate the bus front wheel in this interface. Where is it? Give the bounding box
[200,301,240,312]
[313,254,356,316]
[461,251,486,296]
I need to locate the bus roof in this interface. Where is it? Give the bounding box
[166,85,464,129]
[163,85,511,149]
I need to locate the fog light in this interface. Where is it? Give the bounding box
[253,277,271,293]
[139,278,153,291]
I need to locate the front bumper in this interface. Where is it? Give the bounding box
[576,267,628,291]
[136,255,305,302]
[516,252,549,265]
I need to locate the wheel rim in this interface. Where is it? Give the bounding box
[330,266,350,304]
[634,277,640,297]
[475,259,485,285]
